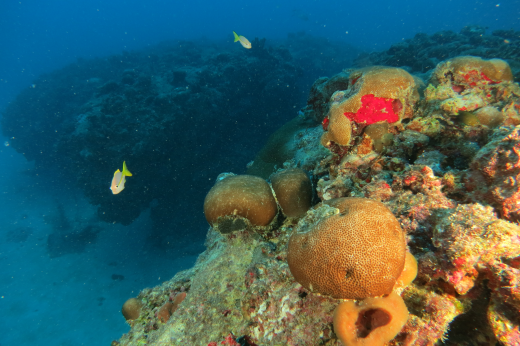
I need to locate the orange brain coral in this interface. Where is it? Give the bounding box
[321,66,419,147]
[287,197,406,299]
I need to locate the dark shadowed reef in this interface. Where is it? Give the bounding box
[358,26,520,78]
[1,33,359,246]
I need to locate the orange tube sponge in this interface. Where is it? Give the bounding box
[333,292,409,346]
[203,174,277,232]
[271,168,312,218]
[393,251,418,290]
[287,197,406,299]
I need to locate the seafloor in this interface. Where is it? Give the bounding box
[3,26,520,345]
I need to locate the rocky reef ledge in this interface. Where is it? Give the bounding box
[115,53,520,346]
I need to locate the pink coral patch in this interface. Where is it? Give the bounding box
[344,94,400,125]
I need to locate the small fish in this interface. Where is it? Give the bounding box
[233,31,251,49]
[110,161,132,194]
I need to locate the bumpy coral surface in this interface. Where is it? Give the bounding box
[425,56,518,119]
[468,128,520,222]
[431,56,513,87]
[431,204,520,295]
[320,66,419,147]
[287,197,406,299]
[116,228,339,345]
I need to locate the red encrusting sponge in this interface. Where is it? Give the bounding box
[344,94,401,125]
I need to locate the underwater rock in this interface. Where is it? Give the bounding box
[246,116,317,179]
[12,29,516,345]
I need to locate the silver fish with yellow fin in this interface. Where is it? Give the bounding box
[233,31,251,49]
[110,161,132,194]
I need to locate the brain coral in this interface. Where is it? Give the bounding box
[270,168,312,218]
[431,56,513,87]
[287,197,406,299]
[203,174,277,232]
[321,66,419,147]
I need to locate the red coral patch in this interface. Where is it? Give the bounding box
[344,94,400,125]
[322,117,329,130]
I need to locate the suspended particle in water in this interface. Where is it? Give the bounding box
[4,141,9,146]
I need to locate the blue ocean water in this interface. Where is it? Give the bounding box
[0,0,518,345]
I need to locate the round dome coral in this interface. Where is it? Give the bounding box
[287,197,406,299]
[271,168,312,218]
[203,174,277,231]
[122,297,143,321]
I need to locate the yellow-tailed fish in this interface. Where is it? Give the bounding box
[233,31,251,49]
[110,161,132,194]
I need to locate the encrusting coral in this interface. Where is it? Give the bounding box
[425,56,518,119]
[430,56,513,87]
[321,66,420,148]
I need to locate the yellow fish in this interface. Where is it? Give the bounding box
[233,31,251,49]
[110,161,132,194]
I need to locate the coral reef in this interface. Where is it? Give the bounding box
[6,27,520,346]
[114,51,520,345]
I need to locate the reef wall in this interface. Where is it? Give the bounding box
[114,29,520,345]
